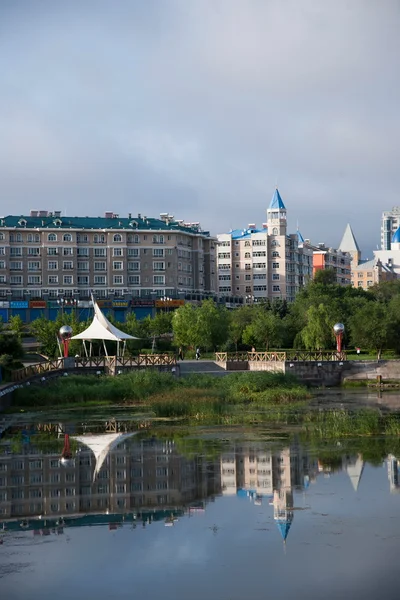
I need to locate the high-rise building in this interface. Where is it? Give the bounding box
[0,210,217,321]
[216,189,313,303]
[381,207,400,250]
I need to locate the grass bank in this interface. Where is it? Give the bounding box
[12,370,310,420]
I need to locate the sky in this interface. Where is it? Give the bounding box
[1,0,400,257]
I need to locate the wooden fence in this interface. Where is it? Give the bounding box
[215,350,347,363]
[11,353,177,382]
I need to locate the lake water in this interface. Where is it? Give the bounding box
[2,396,400,599]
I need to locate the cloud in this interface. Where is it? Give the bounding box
[0,0,399,254]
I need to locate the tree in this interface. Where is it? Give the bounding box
[242,307,283,350]
[349,302,393,360]
[228,305,254,350]
[172,299,230,351]
[30,312,90,358]
[300,303,341,350]
[8,315,24,339]
[313,268,337,285]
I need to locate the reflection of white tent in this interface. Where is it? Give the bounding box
[72,432,138,481]
[71,296,139,356]
[343,454,365,492]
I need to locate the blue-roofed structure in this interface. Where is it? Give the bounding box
[230,227,264,240]
[269,188,286,210]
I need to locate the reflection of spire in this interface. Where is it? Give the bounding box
[273,488,294,543]
[343,454,364,492]
[72,432,138,481]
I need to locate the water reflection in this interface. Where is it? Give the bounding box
[1,423,399,544]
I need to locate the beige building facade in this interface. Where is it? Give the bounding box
[0,210,217,306]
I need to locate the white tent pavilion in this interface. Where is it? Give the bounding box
[71,296,139,357]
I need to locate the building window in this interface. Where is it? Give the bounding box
[48,275,58,284]
[63,275,73,285]
[153,275,165,285]
[113,261,123,270]
[94,261,106,271]
[272,251,280,257]
[48,261,58,270]
[77,234,88,243]
[94,275,106,285]
[129,275,140,285]
[153,262,165,271]
[113,275,123,285]
[128,248,139,257]
[113,248,123,256]
[272,262,279,268]
[63,248,73,256]
[272,274,280,280]
[94,234,105,243]
[113,234,122,242]
[128,262,140,271]
[77,276,89,285]
[63,234,72,242]
[63,261,73,270]
[153,248,164,257]
[272,228,278,235]
[48,233,57,242]
[272,285,280,292]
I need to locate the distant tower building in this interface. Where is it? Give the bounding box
[216,188,313,303]
[338,223,361,265]
[381,207,400,250]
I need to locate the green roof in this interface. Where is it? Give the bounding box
[0,214,210,236]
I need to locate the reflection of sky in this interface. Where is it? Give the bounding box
[3,462,400,600]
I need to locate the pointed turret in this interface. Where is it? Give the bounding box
[338,223,361,265]
[343,454,364,492]
[297,228,305,246]
[269,188,286,210]
[267,188,287,236]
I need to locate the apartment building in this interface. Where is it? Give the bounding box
[216,189,313,303]
[351,257,396,289]
[381,206,400,250]
[312,243,352,285]
[0,210,217,321]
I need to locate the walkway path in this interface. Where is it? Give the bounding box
[178,360,228,376]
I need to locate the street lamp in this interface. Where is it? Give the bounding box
[333,323,345,353]
[59,325,73,358]
[162,295,172,312]
[57,297,78,313]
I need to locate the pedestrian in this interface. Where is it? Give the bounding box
[195,347,200,361]
[178,347,184,361]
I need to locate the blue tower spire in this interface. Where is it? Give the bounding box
[269,188,286,210]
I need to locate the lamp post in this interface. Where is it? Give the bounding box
[57,297,78,313]
[59,325,73,358]
[162,295,172,313]
[333,323,345,353]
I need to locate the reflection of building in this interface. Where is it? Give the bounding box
[219,441,319,543]
[387,455,400,493]
[0,436,221,520]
